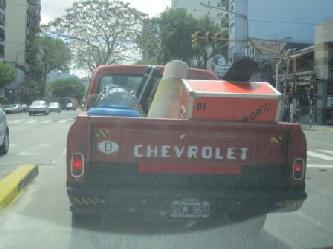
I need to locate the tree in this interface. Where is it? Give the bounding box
[159,8,197,64]
[45,0,146,72]
[137,17,162,64]
[29,35,71,94]
[137,8,227,68]
[48,78,85,101]
[192,17,228,69]
[16,80,41,104]
[0,62,16,88]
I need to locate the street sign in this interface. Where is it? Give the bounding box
[212,55,229,78]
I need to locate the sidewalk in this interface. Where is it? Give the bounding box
[300,123,333,132]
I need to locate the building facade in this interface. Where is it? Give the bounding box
[314,20,333,124]
[4,0,41,66]
[3,0,40,103]
[0,0,5,59]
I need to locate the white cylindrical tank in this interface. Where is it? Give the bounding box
[148,60,188,118]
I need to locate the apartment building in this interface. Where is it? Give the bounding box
[5,0,41,67]
[0,0,5,59]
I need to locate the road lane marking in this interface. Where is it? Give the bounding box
[307,151,333,161]
[40,120,51,124]
[9,144,16,148]
[56,119,68,124]
[38,143,51,147]
[8,120,23,124]
[307,164,333,169]
[18,151,37,156]
[317,149,333,156]
[26,120,37,124]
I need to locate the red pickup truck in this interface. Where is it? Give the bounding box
[67,64,307,223]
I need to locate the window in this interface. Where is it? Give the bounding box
[98,75,146,95]
[0,28,4,42]
[0,12,4,26]
[0,44,4,58]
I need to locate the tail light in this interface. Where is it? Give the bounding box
[293,158,305,180]
[71,153,84,177]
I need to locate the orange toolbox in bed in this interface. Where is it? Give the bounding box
[179,80,282,122]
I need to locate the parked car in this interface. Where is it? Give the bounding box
[66,102,76,111]
[49,102,61,113]
[12,104,23,113]
[0,105,9,155]
[21,104,29,112]
[3,105,15,114]
[28,100,49,116]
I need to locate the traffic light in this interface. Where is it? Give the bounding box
[191,33,198,49]
[206,32,213,43]
[215,33,224,41]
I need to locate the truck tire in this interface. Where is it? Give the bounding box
[0,129,9,155]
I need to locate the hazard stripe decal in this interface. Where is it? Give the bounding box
[95,129,110,138]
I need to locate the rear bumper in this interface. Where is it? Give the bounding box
[29,109,47,113]
[67,184,307,217]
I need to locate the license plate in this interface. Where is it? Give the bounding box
[171,199,209,218]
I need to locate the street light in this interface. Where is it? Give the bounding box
[200,2,249,59]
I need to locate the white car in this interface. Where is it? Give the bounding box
[66,102,76,111]
[49,102,61,113]
[29,100,49,116]
[0,105,9,155]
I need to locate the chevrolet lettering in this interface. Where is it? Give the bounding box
[133,144,248,160]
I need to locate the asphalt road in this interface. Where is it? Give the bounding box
[0,112,333,249]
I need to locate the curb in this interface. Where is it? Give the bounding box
[0,164,38,209]
[301,125,333,133]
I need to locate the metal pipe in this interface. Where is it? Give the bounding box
[275,59,282,91]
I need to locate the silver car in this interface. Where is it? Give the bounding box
[28,100,49,116]
[0,104,9,155]
[48,102,61,113]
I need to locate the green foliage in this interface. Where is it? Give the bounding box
[48,77,85,101]
[45,0,146,72]
[137,9,228,68]
[16,80,42,104]
[0,62,16,87]
[192,16,228,68]
[137,18,162,64]
[29,35,71,84]
[159,8,197,64]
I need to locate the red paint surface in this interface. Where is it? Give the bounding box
[138,163,241,174]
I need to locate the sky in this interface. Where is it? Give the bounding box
[41,0,171,24]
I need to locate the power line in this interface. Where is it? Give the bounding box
[248,19,318,25]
